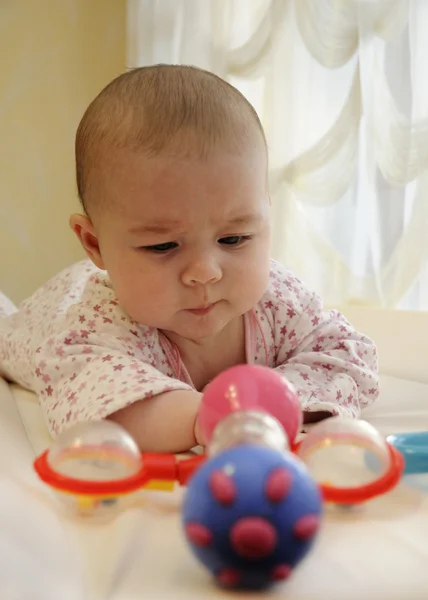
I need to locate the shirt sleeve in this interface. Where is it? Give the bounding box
[0,262,194,438]
[271,289,379,420]
[34,327,193,437]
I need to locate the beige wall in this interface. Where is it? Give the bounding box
[0,0,126,303]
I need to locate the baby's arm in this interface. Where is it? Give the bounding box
[272,294,379,421]
[109,389,203,452]
[0,265,204,452]
[31,327,205,452]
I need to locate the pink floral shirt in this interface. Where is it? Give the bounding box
[0,260,379,437]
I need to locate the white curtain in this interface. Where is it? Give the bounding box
[127,0,428,309]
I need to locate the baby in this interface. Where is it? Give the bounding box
[0,65,379,452]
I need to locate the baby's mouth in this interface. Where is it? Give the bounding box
[185,302,217,316]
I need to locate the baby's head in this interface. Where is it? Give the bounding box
[71,65,271,342]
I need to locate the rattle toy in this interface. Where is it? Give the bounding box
[182,365,321,588]
[34,419,204,515]
[33,364,405,590]
[297,416,404,505]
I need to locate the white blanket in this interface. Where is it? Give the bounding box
[1,375,428,600]
[0,291,16,318]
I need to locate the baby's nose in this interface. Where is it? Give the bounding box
[182,257,222,286]
[230,517,277,559]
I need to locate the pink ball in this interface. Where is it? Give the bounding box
[199,365,302,445]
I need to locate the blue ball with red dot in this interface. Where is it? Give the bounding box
[182,444,322,589]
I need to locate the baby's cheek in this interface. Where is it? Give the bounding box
[110,272,155,319]
[231,267,267,310]
[242,252,270,288]
[130,277,168,309]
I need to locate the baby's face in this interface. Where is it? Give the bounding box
[92,144,271,342]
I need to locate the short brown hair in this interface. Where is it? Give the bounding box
[75,64,266,212]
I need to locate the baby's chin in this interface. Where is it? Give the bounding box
[161,312,239,343]
[162,322,229,343]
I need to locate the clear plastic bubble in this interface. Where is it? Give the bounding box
[297,417,391,489]
[208,410,290,457]
[47,420,142,482]
[45,421,143,517]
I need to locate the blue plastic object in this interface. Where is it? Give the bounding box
[182,444,322,589]
[387,432,428,474]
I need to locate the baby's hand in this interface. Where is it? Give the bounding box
[193,414,205,448]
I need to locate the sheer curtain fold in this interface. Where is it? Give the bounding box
[126,0,428,309]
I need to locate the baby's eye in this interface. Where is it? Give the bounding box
[218,235,252,246]
[143,242,178,253]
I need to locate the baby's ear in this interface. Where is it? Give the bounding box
[69,214,105,270]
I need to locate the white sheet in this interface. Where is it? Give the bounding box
[1,375,428,600]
